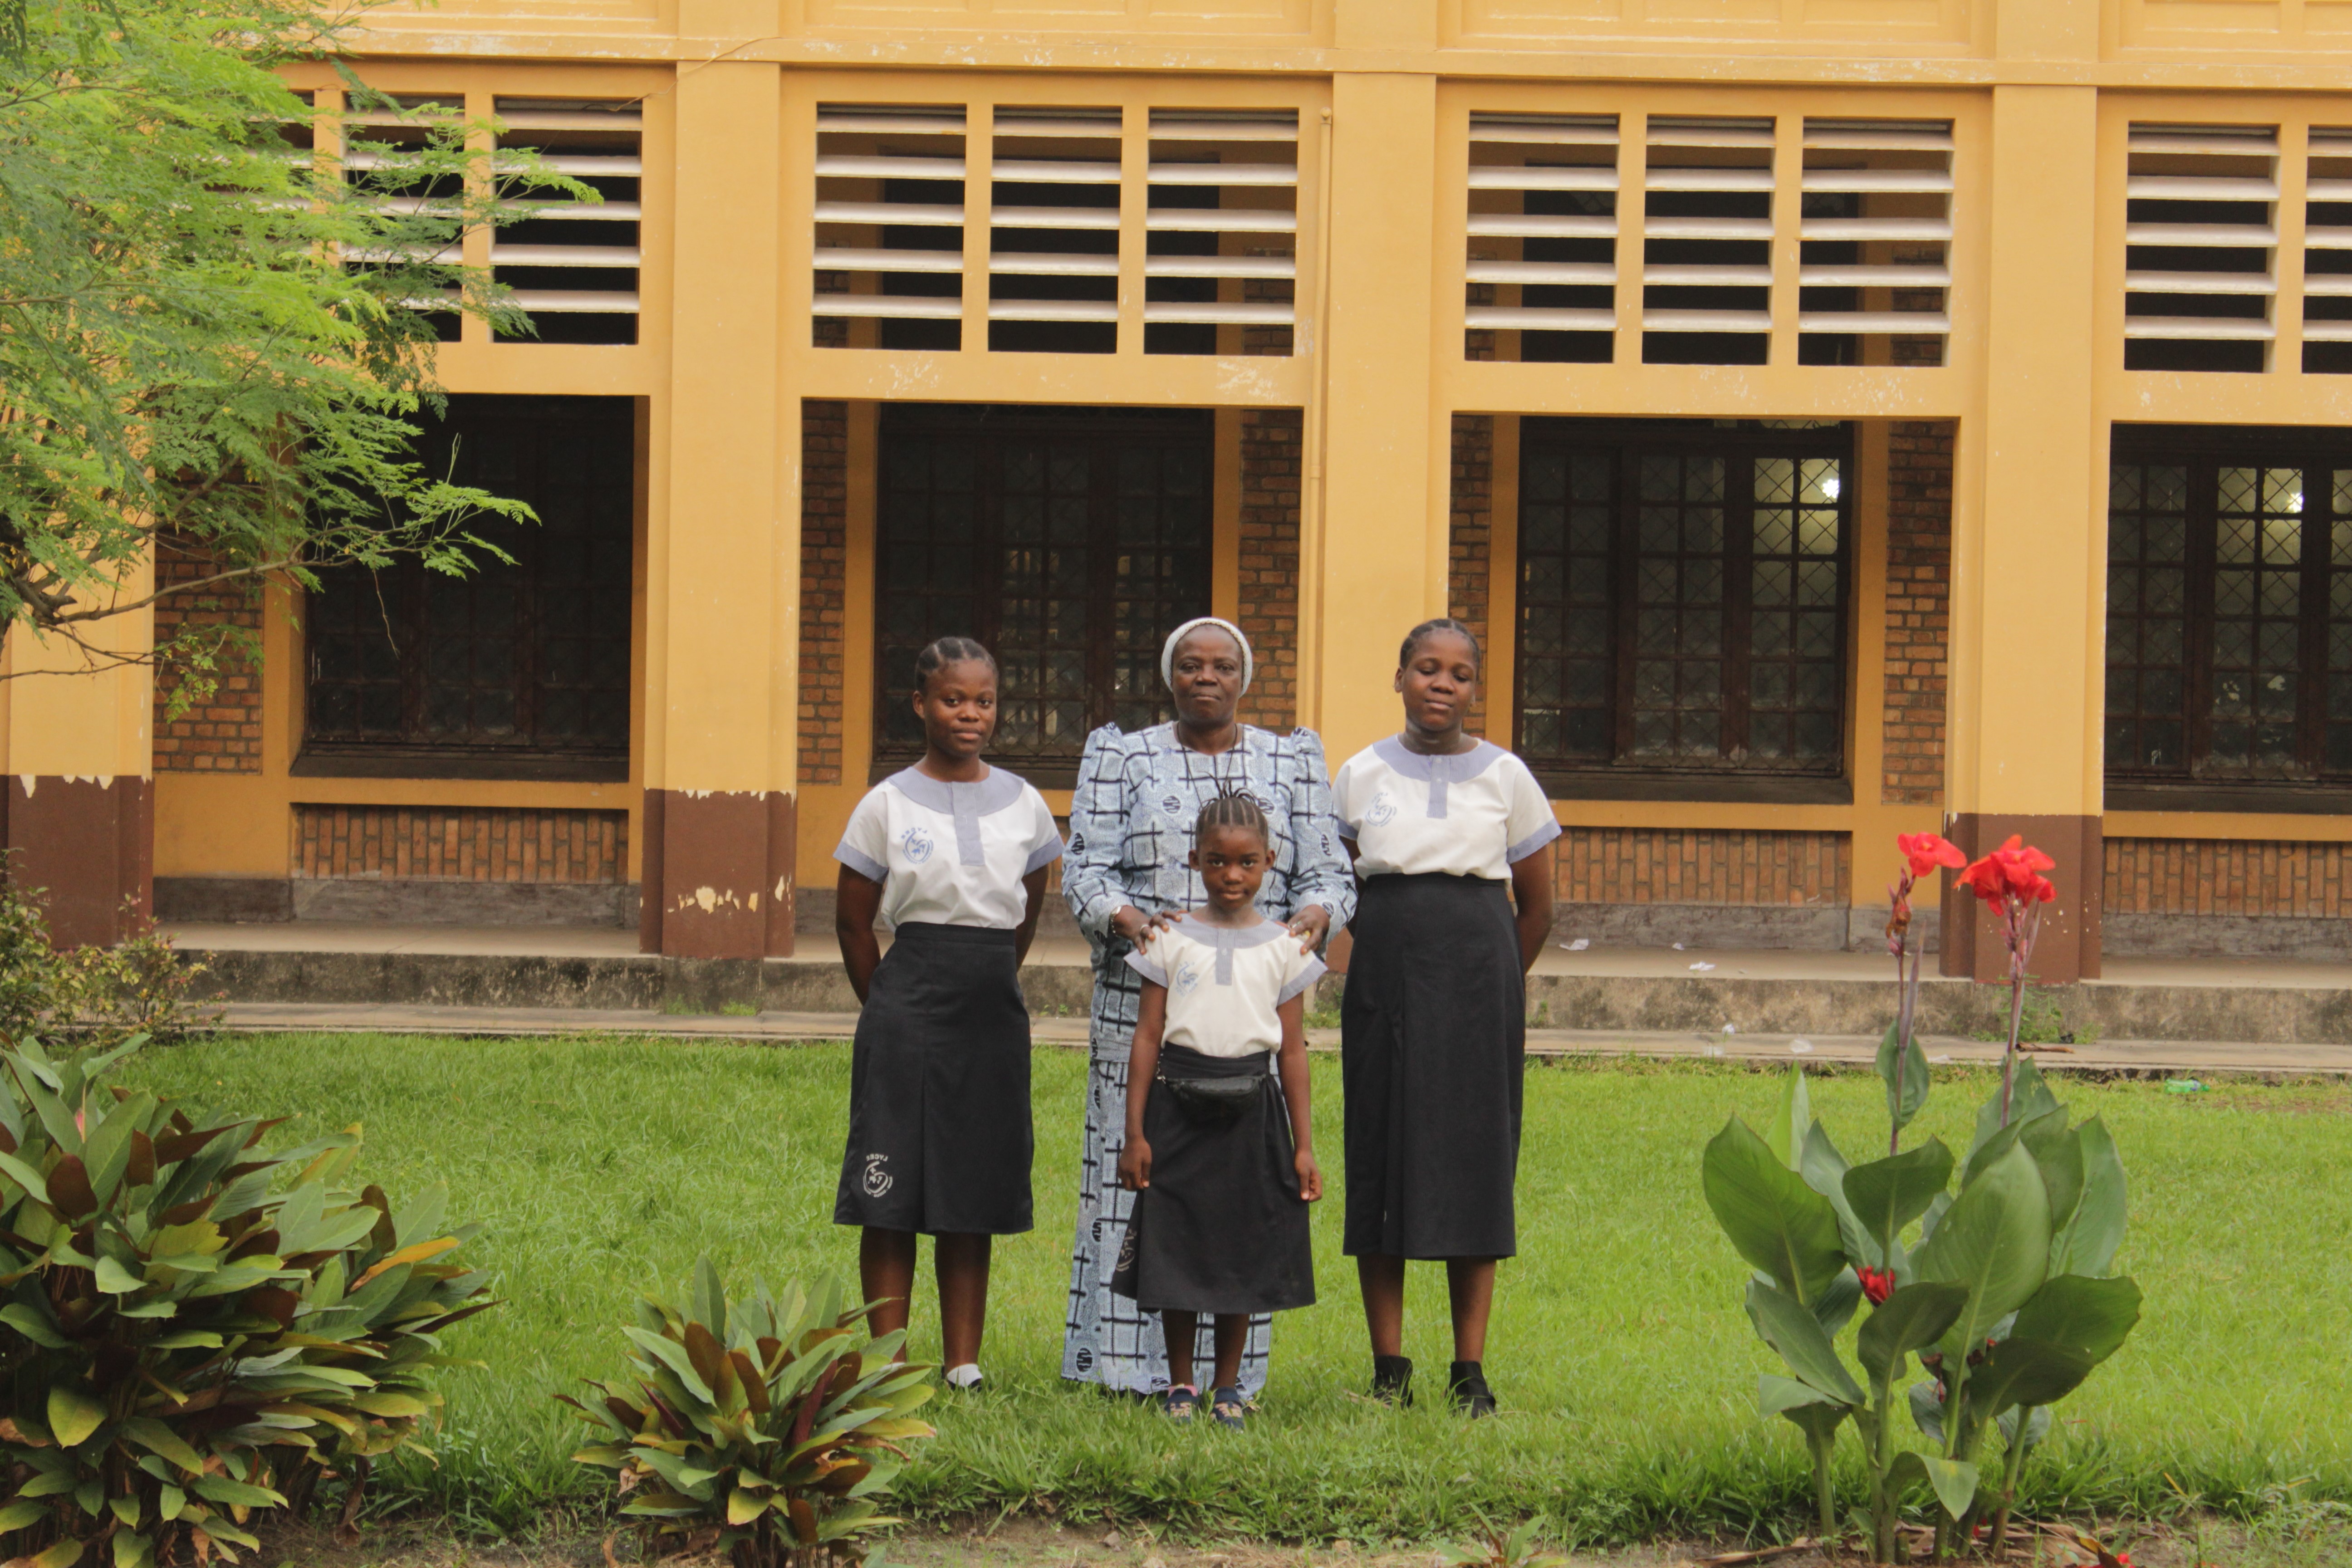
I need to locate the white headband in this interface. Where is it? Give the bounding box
[1160,617,1254,695]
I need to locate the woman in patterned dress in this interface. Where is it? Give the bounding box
[1058,617,1356,1398]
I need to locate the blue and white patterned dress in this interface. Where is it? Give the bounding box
[1058,722,1356,1395]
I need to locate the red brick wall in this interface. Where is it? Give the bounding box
[2106,838,2352,917]
[1881,421,1954,805]
[293,805,626,882]
[1448,413,1495,737]
[1558,828,1852,906]
[151,539,263,774]
[1238,408,1303,731]
[799,400,849,785]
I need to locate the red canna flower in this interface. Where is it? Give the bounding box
[1896,832,1966,881]
[1958,834,2057,909]
[1855,1265,1895,1306]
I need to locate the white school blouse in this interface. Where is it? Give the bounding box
[1332,736,1561,880]
[833,766,1063,931]
[1123,916,1326,1059]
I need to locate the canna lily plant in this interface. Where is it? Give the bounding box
[1700,833,2142,1564]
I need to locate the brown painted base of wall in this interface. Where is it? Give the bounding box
[3,776,152,949]
[640,790,795,959]
[156,876,637,928]
[1939,813,2102,983]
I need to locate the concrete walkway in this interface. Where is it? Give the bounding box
[208,999,2352,1077]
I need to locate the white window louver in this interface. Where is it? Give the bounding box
[2303,129,2352,360]
[1464,114,1620,350]
[1798,119,1954,363]
[493,99,643,342]
[988,108,1122,349]
[1642,117,1776,346]
[338,95,466,317]
[814,106,968,349]
[1145,110,1299,352]
[2124,123,2279,362]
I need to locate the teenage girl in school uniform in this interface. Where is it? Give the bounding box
[1331,618,1558,1417]
[833,636,1063,1392]
[1113,791,1324,1431]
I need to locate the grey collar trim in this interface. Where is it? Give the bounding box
[1176,914,1289,984]
[887,767,1027,868]
[1371,736,1508,820]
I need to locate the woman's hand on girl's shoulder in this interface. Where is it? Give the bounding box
[1112,905,1177,947]
[1283,903,1330,953]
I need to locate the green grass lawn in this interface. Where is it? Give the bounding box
[119,1037,2352,1548]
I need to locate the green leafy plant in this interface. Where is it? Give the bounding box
[564,1261,936,1568]
[0,872,220,1050]
[0,1035,492,1566]
[1700,833,2142,1564]
[1436,1520,1568,1568]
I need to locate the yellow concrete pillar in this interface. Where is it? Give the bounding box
[1307,70,1447,764]
[1,568,156,950]
[1941,84,2105,982]
[639,59,799,960]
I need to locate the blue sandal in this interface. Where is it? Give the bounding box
[1161,1385,1199,1421]
[1210,1385,1247,1431]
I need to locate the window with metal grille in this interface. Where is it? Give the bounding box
[873,405,1212,784]
[1516,420,1851,798]
[2106,428,2352,803]
[299,396,636,781]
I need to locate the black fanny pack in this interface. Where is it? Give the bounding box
[1154,1071,1259,1125]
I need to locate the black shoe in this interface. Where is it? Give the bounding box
[1210,1385,1247,1431]
[1369,1354,1414,1408]
[1449,1360,1496,1418]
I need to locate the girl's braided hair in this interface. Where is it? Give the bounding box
[1398,617,1482,671]
[1193,786,1271,851]
[913,635,997,696]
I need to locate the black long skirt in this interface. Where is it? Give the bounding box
[1341,873,1524,1259]
[1111,1044,1315,1315]
[833,922,1034,1236]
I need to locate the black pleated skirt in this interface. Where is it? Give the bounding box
[1111,1044,1315,1315]
[833,922,1034,1236]
[1341,873,1524,1259]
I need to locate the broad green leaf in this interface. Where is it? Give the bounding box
[351,1392,429,1418]
[1912,1144,2051,1355]
[93,1256,143,1295]
[1808,1266,1862,1339]
[1999,1404,2053,1451]
[1779,1398,1849,1451]
[2052,1117,2128,1278]
[727,1488,768,1525]
[0,1499,46,1531]
[2026,1115,2086,1235]
[1798,1123,1873,1269]
[188,1475,284,1509]
[1967,1059,2060,1165]
[1964,1104,2066,1189]
[1766,1066,1813,1171]
[1744,1280,1863,1406]
[0,1154,49,1207]
[1854,1281,1970,1384]
[111,1529,153,1568]
[2012,1274,2143,1362]
[1703,1119,1847,1307]
[1842,1139,1955,1269]
[1970,1337,2098,1416]
[47,1385,104,1448]
[107,1494,138,1529]
[1757,1373,1832,1417]
[692,1258,727,1338]
[1876,1018,1931,1135]
[27,1537,83,1568]
[1889,1451,1980,1520]
[1,1303,68,1349]
[121,1417,206,1474]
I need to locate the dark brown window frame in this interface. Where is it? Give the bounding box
[1513,417,1856,805]
[2105,423,2352,812]
[294,394,638,784]
[869,403,1215,789]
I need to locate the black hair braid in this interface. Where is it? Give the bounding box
[912,635,998,696]
[1192,786,1271,851]
[1398,616,1482,672]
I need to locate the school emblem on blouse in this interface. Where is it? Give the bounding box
[900,826,936,864]
[1366,790,1399,828]
[1172,957,1204,997]
[862,1153,894,1198]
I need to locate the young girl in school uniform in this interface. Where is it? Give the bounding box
[833,636,1063,1392]
[1113,791,1324,1431]
[1331,618,1558,1418]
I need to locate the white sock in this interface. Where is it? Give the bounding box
[944,1363,983,1389]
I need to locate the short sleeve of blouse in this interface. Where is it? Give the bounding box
[1123,946,1170,988]
[1024,789,1065,876]
[1503,757,1562,864]
[1332,755,1363,842]
[1277,940,1327,1005]
[834,788,892,883]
